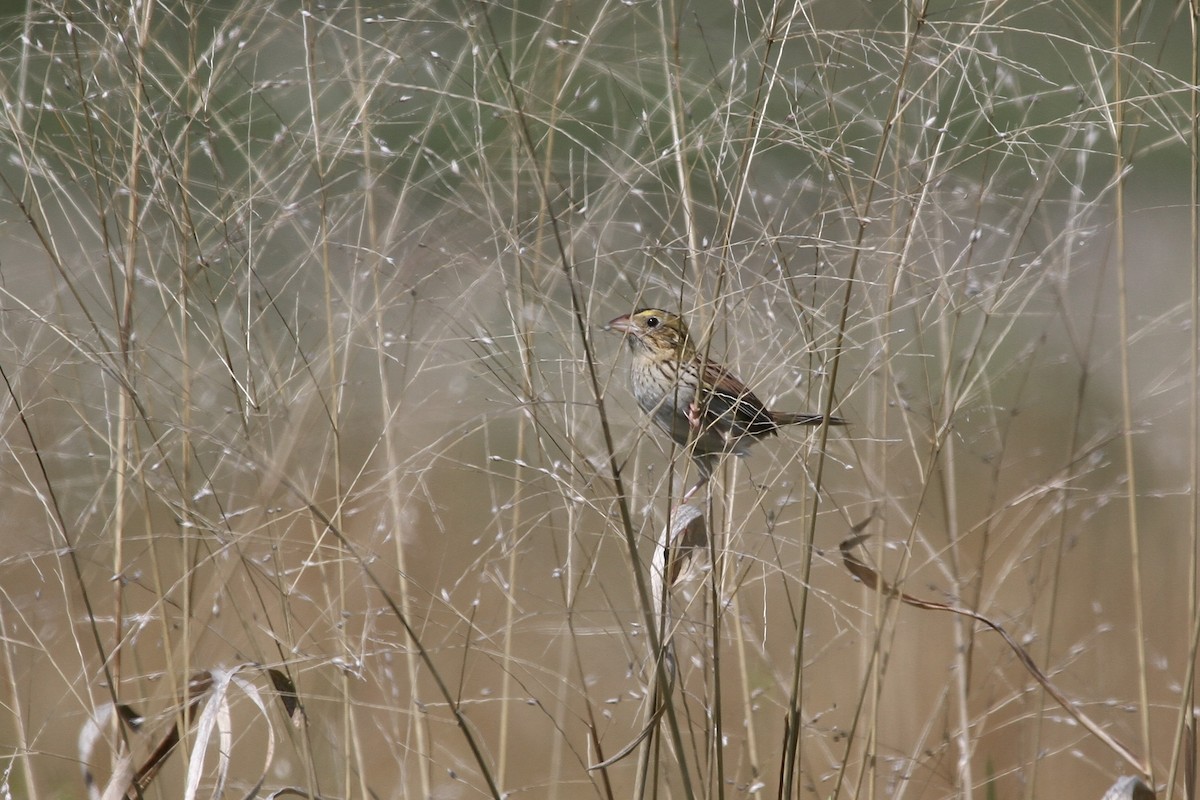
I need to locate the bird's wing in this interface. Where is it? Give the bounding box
[700,360,778,437]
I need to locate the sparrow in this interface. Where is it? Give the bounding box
[606,308,843,491]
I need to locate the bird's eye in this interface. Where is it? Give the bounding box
[646,316,660,329]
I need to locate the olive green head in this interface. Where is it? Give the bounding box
[605,308,695,359]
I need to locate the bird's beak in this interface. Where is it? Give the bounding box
[604,314,633,334]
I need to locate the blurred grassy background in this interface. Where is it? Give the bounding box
[0,1,1196,798]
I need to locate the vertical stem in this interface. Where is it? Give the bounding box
[301,6,352,797]
[1166,4,1200,796]
[111,0,156,728]
[1111,3,1154,776]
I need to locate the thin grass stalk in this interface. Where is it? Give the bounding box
[274,461,506,797]
[1165,7,1200,798]
[299,8,358,797]
[714,5,803,789]
[4,3,1198,796]
[497,250,540,797]
[378,370,433,799]
[785,5,931,797]
[880,48,983,797]
[495,9,521,788]
[137,68,194,799]
[142,43,208,786]
[871,47,912,800]
[1023,94,1117,797]
[1027,386,1094,799]
[706,465,740,798]
[495,355,526,797]
[900,51,980,799]
[561,498,619,800]
[656,0,699,290]
[724,468,768,791]
[866,42,912,800]
[693,5,807,792]
[0,355,126,753]
[879,85,1082,795]
[110,0,156,737]
[1109,2,1155,778]
[172,7,200,779]
[545,348,573,796]
[356,47,438,800]
[100,0,153,771]
[473,6,696,797]
[846,533,912,800]
[730,591,761,782]
[494,4,561,788]
[372,19,450,798]
[0,602,37,800]
[932,232,974,800]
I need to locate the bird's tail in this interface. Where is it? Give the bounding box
[769,411,846,427]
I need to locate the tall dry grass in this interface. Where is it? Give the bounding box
[0,1,1196,798]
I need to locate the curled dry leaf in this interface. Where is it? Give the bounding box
[591,502,704,774]
[1100,776,1155,800]
[840,523,1151,781]
[652,503,707,604]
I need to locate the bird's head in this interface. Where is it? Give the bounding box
[605,308,694,360]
